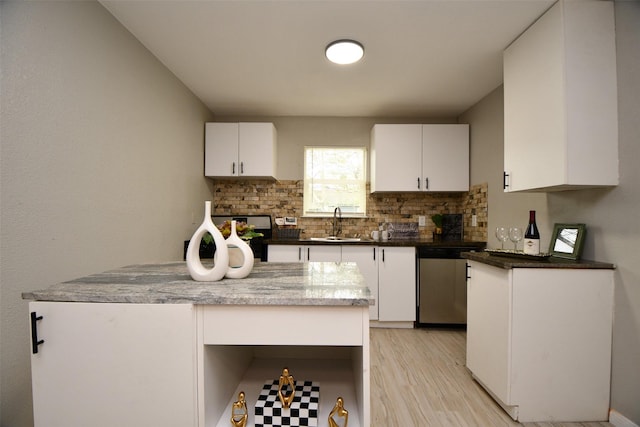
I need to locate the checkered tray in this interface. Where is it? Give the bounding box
[254,380,320,427]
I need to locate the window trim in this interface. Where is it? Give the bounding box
[303,146,367,218]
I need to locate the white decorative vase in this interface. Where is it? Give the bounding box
[224,220,254,279]
[186,201,229,281]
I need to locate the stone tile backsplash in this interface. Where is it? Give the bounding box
[212,180,487,242]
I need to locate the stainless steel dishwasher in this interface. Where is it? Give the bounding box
[417,246,469,327]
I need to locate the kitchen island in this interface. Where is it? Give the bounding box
[23,261,372,427]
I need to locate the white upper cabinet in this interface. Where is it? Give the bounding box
[503,0,618,192]
[371,124,422,192]
[370,124,469,193]
[422,124,469,191]
[205,122,277,179]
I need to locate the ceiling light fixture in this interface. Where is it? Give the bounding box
[325,39,364,65]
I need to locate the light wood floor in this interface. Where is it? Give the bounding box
[370,328,612,427]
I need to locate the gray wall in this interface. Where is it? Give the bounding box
[0,2,214,425]
[555,2,639,422]
[459,2,640,423]
[459,86,550,248]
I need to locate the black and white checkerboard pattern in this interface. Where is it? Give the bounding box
[254,380,320,427]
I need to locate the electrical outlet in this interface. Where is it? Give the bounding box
[472,214,478,227]
[284,217,297,226]
[418,215,426,227]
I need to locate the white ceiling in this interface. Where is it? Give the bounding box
[100,0,555,118]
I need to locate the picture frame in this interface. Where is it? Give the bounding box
[548,223,587,260]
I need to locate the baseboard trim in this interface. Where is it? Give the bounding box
[610,409,639,427]
[369,320,414,329]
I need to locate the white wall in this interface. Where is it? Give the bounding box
[0,2,214,425]
[459,2,640,423]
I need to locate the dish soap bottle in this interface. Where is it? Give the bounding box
[523,210,540,255]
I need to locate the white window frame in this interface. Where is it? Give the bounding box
[303,146,367,217]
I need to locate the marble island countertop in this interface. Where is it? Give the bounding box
[22,261,373,306]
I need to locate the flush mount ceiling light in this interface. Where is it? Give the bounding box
[325,39,364,65]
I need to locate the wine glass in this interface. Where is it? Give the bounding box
[495,227,509,249]
[509,227,523,251]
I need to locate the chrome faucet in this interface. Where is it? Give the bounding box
[332,207,342,237]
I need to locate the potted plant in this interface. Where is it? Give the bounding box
[196,221,264,259]
[431,214,444,240]
[216,220,264,241]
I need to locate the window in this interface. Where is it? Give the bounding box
[303,147,367,217]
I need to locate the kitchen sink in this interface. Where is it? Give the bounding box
[309,237,362,242]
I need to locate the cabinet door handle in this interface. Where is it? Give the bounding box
[30,312,44,354]
[466,263,471,280]
[382,249,385,263]
[298,247,302,261]
[417,177,420,189]
[373,247,376,261]
[425,177,429,190]
[240,162,244,175]
[503,171,509,189]
[232,162,236,175]
[307,248,310,261]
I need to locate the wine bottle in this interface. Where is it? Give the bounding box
[523,210,540,255]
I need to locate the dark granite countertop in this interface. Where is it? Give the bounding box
[462,251,615,270]
[22,261,373,306]
[267,238,487,249]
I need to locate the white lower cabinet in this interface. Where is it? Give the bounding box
[269,244,416,325]
[267,244,341,262]
[266,244,304,262]
[466,261,614,422]
[29,302,197,427]
[306,245,342,262]
[341,246,380,320]
[377,246,416,323]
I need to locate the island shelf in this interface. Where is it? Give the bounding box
[199,304,370,427]
[205,347,365,427]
